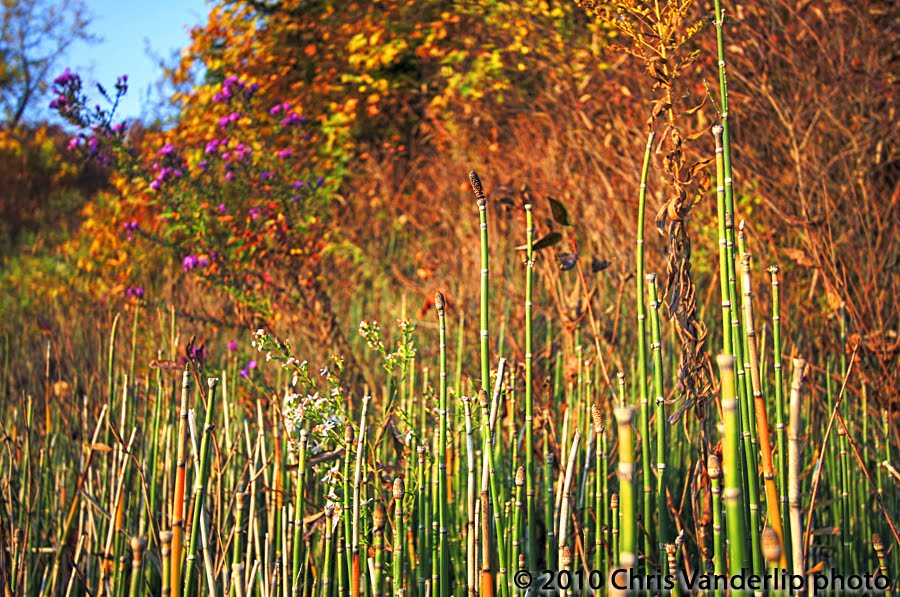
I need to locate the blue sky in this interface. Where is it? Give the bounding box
[62,0,210,122]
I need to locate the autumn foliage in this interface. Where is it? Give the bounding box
[2,0,897,405]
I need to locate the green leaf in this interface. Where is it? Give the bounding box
[532,231,563,251]
[548,197,571,226]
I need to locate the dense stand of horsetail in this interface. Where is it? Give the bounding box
[1,1,897,595]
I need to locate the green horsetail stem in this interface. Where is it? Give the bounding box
[391,477,406,594]
[873,534,891,597]
[717,355,747,578]
[416,445,427,597]
[647,273,668,567]
[788,359,806,579]
[665,544,680,597]
[614,407,637,572]
[184,377,219,597]
[512,466,524,570]
[708,454,725,591]
[611,493,620,567]
[768,264,792,573]
[351,396,370,597]
[635,131,655,571]
[373,503,386,597]
[128,537,146,597]
[322,502,340,597]
[161,531,172,597]
[739,253,787,566]
[463,396,476,596]
[592,404,606,573]
[292,428,309,595]
[469,170,491,395]
[713,126,733,358]
[434,290,450,597]
[523,200,536,573]
[231,491,246,596]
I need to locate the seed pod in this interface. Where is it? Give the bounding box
[515,466,525,487]
[434,291,445,311]
[393,477,405,499]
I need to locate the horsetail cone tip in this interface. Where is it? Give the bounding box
[591,404,603,433]
[344,424,354,444]
[468,170,485,201]
[434,291,445,311]
[712,124,723,139]
[207,377,219,389]
[561,545,572,566]
[761,528,782,564]
[873,534,884,552]
[478,388,488,407]
[611,493,619,508]
[373,503,386,531]
[393,477,404,498]
[515,466,525,487]
[646,272,657,284]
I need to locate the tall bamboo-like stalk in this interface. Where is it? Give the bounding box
[768,264,791,571]
[873,534,890,597]
[322,503,335,597]
[171,367,190,596]
[161,531,172,597]
[635,131,655,568]
[391,477,406,595]
[463,396,476,597]
[416,446,427,597]
[647,273,668,566]
[373,503,386,597]
[788,359,806,579]
[592,404,606,572]
[614,407,637,571]
[469,171,491,397]
[523,201,536,573]
[351,396,370,597]
[717,355,746,577]
[434,290,449,597]
[739,253,786,565]
[708,455,725,583]
[128,537,146,597]
[291,428,309,595]
[184,377,219,597]
[558,430,581,572]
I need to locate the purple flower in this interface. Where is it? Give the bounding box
[205,139,221,154]
[53,68,74,86]
[225,171,234,181]
[277,148,294,159]
[198,160,208,170]
[292,180,305,189]
[227,340,238,351]
[198,256,209,267]
[149,179,160,190]
[281,112,303,127]
[248,360,258,370]
[249,207,260,221]
[123,221,139,241]
[182,255,199,271]
[158,143,175,155]
[316,176,325,187]
[125,286,144,299]
[260,171,272,181]
[67,137,80,151]
[239,368,249,378]
[217,203,227,213]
